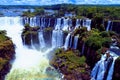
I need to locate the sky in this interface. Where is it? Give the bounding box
[0,0,120,5]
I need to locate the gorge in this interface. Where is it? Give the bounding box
[0,6,120,80]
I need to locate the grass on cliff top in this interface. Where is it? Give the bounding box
[51,49,86,73]
[0,34,8,43]
[55,49,86,67]
[0,30,9,43]
[60,51,86,65]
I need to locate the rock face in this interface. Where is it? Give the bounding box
[112,21,120,34]
[113,57,120,80]
[0,36,15,80]
[43,27,53,47]
[78,41,101,69]
[21,24,40,49]
[50,49,91,80]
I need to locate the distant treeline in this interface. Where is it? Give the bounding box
[45,4,120,20]
[2,4,120,20]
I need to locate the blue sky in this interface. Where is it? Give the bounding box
[0,0,120,5]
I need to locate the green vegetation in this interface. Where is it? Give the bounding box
[22,24,39,39]
[85,29,112,50]
[22,10,34,17]
[43,27,53,32]
[22,24,40,49]
[22,8,45,17]
[0,30,15,80]
[73,28,112,50]
[21,4,120,20]
[51,49,87,73]
[42,4,120,20]
[22,23,40,35]
[0,30,9,43]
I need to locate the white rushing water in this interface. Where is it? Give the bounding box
[91,50,118,80]
[64,33,71,50]
[0,17,60,80]
[106,20,111,31]
[55,18,61,30]
[72,35,79,49]
[82,19,91,31]
[75,19,81,29]
[52,30,63,48]
[39,31,46,49]
[52,18,63,48]
[62,18,69,31]
[81,42,85,55]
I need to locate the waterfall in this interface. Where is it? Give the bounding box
[31,33,34,48]
[51,18,63,48]
[41,17,45,28]
[69,35,73,48]
[62,18,69,31]
[23,17,39,27]
[72,35,79,49]
[55,18,62,30]
[52,30,63,48]
[91,55,105,80]
[39,31,46,48]
[91,50,118,80]
[36,17,40,27]
[23,17,29,25]
[64,33,71,50]
[75,19,81,29]
[106,21,111,31]
[110,22,113,31]
[82,19,86,27]
[107,52,118,80]
[86,19,91,31]
[0,17,60,80]
[30,17,33,27]
[68,18,72,31]
[30,17,38,27]
[48,18,51,27]
[81,42,85,55]
[82,19,91,31]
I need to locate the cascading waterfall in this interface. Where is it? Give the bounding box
[68,18,72,31]
[62,18,69,31]
[64,33,71,50]
[41,17,45,28]
[52,30,63,48]
[39,31,46,49]
[85,19,91,31]
[36,17,40,27]
[64,34,79,50]
[110,22,113,31]
[48,18,51,27]
[0,17,60,80]
[30,33,34,48]
[52,18,63,48]
[75,19,81,29]
[72,35,79,49]
[91,50,118,80]
[82,19,86,27]
[23,17,29,25]
[106,21,111,31]
[69,35,73,48]
[82,19,91,31]
[81,42,85,55]
[55,18,61,30]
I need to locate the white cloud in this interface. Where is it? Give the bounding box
[0,0,120,5]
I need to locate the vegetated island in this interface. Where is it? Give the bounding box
[0,30,15,80]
